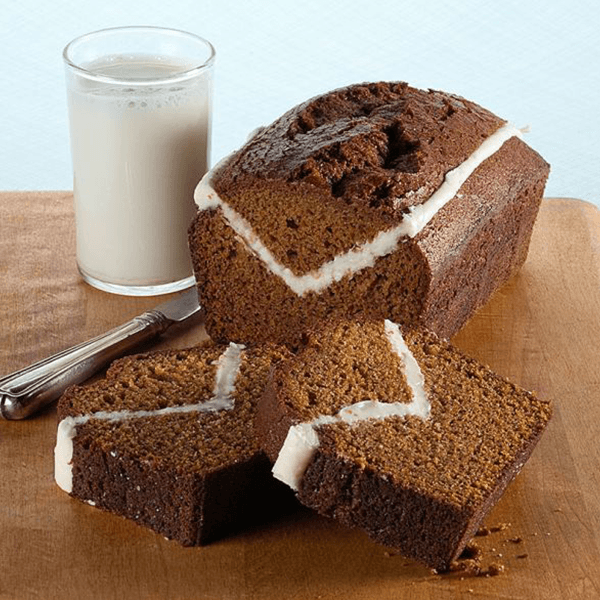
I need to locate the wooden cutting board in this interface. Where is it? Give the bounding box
[0,193,599,600]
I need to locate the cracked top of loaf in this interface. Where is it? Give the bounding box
[212,81,505,216]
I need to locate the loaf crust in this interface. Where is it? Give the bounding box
[189,82,549,346]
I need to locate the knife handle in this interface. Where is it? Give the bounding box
[0,310,170,420]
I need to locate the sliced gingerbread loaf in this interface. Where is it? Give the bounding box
[55,341,291,545]
[189,81,550,347]
[256,319,552,570]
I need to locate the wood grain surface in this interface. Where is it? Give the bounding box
[0,193,599,600]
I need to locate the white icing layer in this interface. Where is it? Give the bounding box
[54,342,246,494]
[194,123,522,297]
[211,342,245,398]
[272,320,430,491]
[55,417,79,493]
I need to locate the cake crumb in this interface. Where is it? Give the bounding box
[460,543,482,560]
[452,559,482,576]
[484,562,506,577]
[447,543,484,576]
[444,524,528,579]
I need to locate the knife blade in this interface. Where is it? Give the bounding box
[0,287,201,420]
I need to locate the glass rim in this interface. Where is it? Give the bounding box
[63,26,215,86]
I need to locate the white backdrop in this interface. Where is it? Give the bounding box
[2,0,598,205]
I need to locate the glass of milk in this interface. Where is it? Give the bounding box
[63,27,214,296]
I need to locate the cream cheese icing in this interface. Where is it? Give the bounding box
[271,320,430,491]
[194,123,523,297]
[54,342,245,494]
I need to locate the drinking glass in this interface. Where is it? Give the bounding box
[64,26,215,296]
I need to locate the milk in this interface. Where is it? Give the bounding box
[66,54,211,291]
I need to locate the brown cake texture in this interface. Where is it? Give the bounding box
[189,81,550,347]
[256,318,552,571]
[54,341,291,545]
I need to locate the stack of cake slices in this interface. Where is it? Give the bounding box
[54,318,551,570]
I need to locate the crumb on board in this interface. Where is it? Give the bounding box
[507,536,523,544]
[485,563,506,577]
[439,520,531,578]
[392,520,529,578]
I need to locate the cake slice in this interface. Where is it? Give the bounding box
[55,341,291,545]
[189,81,549,347]
[256,319,552,570]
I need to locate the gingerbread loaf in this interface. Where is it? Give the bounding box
[256,318,552,570]
[54,341,291,545]
[189,81,549,347]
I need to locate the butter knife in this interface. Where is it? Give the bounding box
[0,287,201,420]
